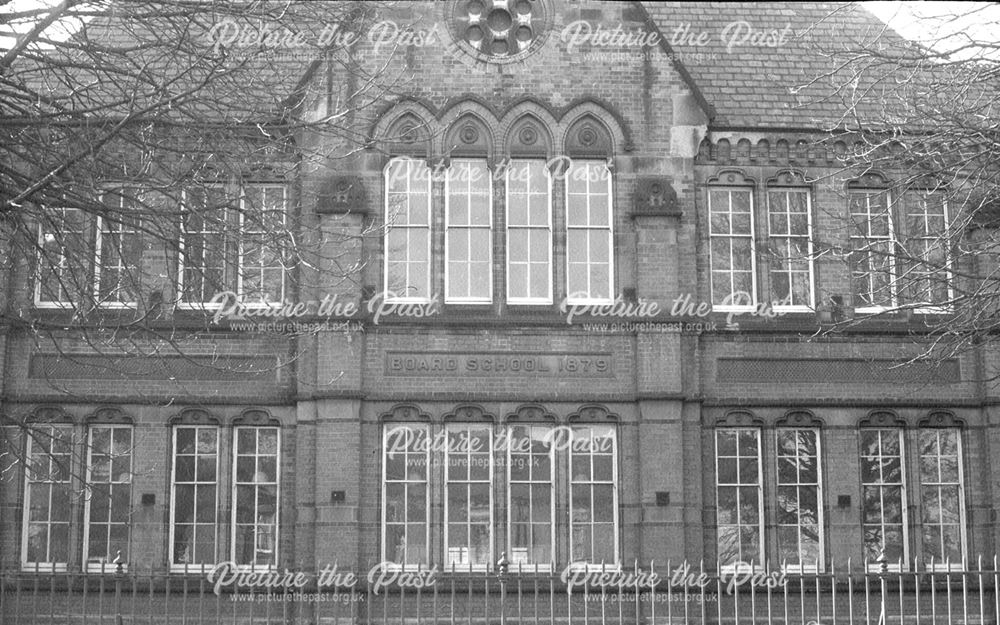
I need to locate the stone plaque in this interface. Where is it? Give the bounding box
[385,351,613,377]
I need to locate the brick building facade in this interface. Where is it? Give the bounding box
[1,1,995,586]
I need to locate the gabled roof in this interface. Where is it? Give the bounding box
[641,2,911,129]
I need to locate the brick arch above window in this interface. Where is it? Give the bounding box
[767,169,812,188]
[380,403,432,423]
[564,115,613,158]
[558,98,632,153]
[443,114,494,159]
[371,100,436,159]
[505,404,558,424]
[567,404,619,423]
[84,406,134,425]
[847,171,892,189]
[503,113,554,158]
[918,411,965,429]
[858,409,906,428]
[167,407,221,426]
[776,410,823,428]
[442,404,496,423]
[25,405,76,424]
[231,408,281,427]
[714,409,764,427]
[707,168,756,187]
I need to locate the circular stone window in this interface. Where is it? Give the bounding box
[448,0,551,64]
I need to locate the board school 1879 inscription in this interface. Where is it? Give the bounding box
[385,352,614,377]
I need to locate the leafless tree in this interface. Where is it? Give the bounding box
[0,0,411,476]
[798,3,1000,368]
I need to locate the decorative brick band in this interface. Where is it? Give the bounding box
[28,354,280,381]
[716,357,961,384]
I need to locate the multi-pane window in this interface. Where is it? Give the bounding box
[381,420,619,568]
[446,160,492,303]
[767,189,813,309]
[170,426,219,570]
[96,191,143,305]
[22,425,73,570]
[239,184,287,302]
[569,424,617,566]
[708,188,755,309]
[385,158,431,301]
[179,183,286,304]
[233,427,279,568]
[179,186,228,303]
[506,160,552,304]
[507,424,554,567]
[919,428,964,567]
[83,425,132,571]
[775,428,822,570]
[36,207,87,305]
[860,428,907,565]
[445,424,493,568]
[566,161,613,303]
[849,190,895,310]
[901,192,950,308]
[715,428,763,568]
[382,424,429,565]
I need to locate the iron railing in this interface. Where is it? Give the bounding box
[3,556,1000,624]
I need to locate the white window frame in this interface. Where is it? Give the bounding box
[21,424,73,572]
[381,423,431,566]
[860,428,909,571]
[766,188,815,312]
[169,425,220,573]
[506,159,553,305]
[94,190,143,308]
[82,424,133,573]
[918,427,966,570]
[443,423,494,570]
[568,424,619,569]
[565,160,614,305]
[35,206,87,308]
[506,423,555,569]
[445,159,493,304]
[384,157,433,303]
[775,427,824,572]
[237,184,288,305]
[849,189,897,313]
[900,191,953,314]
[708,187,757,312]
[177,184,229,309]
[715,427,764,571]
[231,426,280,570]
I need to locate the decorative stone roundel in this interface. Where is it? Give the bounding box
[459,123,480,144]
[518,125,538,146]
[399,124,418,145]
[449,0,550,63]
[578,125,598,147]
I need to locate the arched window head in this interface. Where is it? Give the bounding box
[565,116,613,158]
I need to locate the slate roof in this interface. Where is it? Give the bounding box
[7,2,911,130]
[642,2,912,128]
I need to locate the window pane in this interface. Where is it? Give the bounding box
[710,189,755,306]
[860,429,907,566]
[171,426,217,567]
[565,161,613,303]
[775,428,822,569]
[508,160,551,303]
[919,428,964,566]
[570,425,617,565]
[23,426,73,568]
[385,159,432,301]
[383,424,429,565]
[716,428,762,567]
